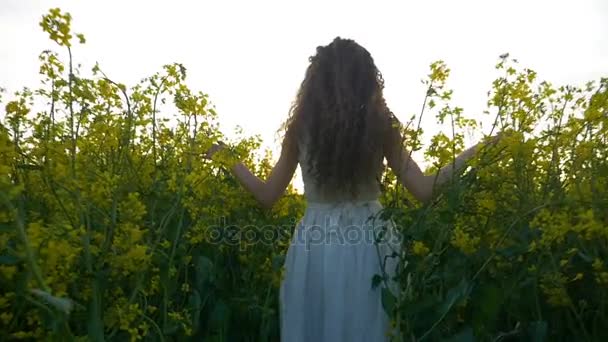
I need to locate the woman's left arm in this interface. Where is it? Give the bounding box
[206,136,299,209]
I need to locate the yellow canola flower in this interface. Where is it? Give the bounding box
[540,272,571,307]
[451,226,480,255]
[412,241,430,256]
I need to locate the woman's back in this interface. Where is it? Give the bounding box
[297,135,384,203]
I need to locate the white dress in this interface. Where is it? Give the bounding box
[279,142,401,342]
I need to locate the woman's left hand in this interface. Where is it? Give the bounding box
[204,141,227,159]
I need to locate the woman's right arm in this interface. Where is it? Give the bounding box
[383,121,486,204]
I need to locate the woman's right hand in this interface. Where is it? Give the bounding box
[482,131,504,149]
[491,132,504,143]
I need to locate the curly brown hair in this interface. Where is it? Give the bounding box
[280,37,397,197]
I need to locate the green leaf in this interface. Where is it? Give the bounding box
[163,323,180,336]
[381,287,397,314]
[402,296,439,318]
[471,283,502,335]
[496,244,527,258]
[272,255,284,271]
[194,255,214,292]
[0,222,14,233]
[528,321,547,342]
[189,289,202,333]
[0,255,19,265]
[87,279,105,342]
[438,278,470,319]
[209,299,230,333]
[478,284,502,317]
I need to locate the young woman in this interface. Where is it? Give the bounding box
[206,37,495,341]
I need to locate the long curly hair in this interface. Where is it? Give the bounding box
[281,37,397,197]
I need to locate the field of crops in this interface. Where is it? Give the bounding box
[1,8,607,342]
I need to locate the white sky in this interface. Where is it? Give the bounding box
[1,0,607,191]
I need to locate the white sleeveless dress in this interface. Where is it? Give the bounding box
[279,141,401,341]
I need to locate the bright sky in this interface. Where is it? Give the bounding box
[1,0,607,191]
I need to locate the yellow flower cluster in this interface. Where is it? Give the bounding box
[411,241,430,256]
[530,209,571,248]
[592,259,608,285]
[450,222,480,255]
[540,272,571,307]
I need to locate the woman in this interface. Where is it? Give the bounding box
[206,37,492,341]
